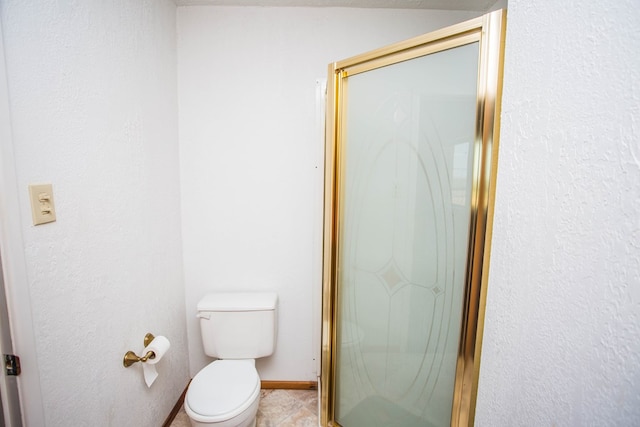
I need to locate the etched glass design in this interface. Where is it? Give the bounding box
[335,42,479,427]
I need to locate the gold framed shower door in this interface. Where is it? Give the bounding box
[321,10,506,427]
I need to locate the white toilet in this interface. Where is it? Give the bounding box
[184,292,278,427]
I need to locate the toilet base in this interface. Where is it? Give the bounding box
[188,415,256,427]
[186,393,259,427]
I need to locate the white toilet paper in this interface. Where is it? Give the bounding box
[142,363,158,388]
[141,335,170,387]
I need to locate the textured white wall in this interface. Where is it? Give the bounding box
[177,6,480,380]
[0,1,189,425]
[476,1,640,425]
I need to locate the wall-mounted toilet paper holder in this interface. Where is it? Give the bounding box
[123,333,156,368]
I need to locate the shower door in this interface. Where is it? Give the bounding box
[321,10,506,427]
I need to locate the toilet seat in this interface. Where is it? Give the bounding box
[185,359,260,423]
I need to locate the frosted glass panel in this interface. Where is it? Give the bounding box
[335,42,479,427]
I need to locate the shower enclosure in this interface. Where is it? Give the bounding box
[321,11,506,427]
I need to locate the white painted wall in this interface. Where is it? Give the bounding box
[488,0,507,12]
[0,1,189,425]
[476,0,640,425]
[177,6,480,380]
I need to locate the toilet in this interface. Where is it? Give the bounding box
[184,292,278,427]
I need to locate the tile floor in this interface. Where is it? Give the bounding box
[171,389,319,427]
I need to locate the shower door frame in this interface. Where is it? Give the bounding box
[320,10,506,427]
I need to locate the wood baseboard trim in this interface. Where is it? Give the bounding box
[261,380,318,390]
[162,381,190,427]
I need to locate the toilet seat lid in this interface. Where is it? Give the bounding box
[186,359,260,422]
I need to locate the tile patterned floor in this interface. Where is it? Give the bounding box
[171,389,319,427]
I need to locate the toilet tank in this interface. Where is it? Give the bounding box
[197,292,278,359]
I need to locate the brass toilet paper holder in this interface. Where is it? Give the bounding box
[123,333,156,368]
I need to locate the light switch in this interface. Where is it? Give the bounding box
[28,183,56,226]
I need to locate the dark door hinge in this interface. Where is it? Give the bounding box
[4,354,20,376]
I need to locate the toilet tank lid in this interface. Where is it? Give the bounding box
[197,292,278,312]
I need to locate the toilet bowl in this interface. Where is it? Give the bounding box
[184,360,260,427]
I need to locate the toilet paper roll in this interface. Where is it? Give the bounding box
[144,335,170,365]
[141,336,170,387]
